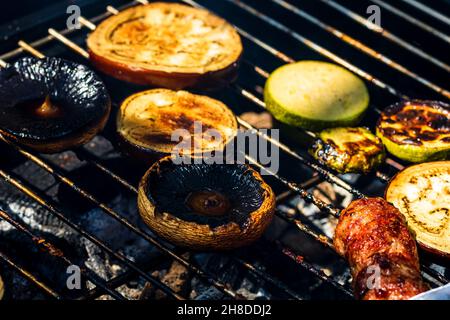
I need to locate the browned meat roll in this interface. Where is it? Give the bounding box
[334,197,429,300]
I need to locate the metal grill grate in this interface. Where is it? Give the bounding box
[0,0,448,300]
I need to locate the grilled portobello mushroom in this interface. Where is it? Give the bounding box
[0,274,3,300]
[87,3,242,90]
[386,161,450,259]
[309,127,385,174]
[116,89,238,162]
[138,157,276,250]
[377,100,450,163]
[264,61,369,131]
[0,57,111,153]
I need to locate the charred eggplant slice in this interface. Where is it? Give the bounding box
[309,127,385,174]
[386,161,450,259]
[117,89,238,162]
[264,61,369,131]
[377,100,449,163]
[87,3,242,90]
[138,157,276,250]
[0,57,111,153]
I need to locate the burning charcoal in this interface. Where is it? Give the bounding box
[140,255,191,300]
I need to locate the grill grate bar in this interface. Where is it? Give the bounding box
[270,0,450,99]
[0,209,127,300]
[0,250,62,299]
[0,168,184,300]
[236,116,365,198]
[320,0,450,73]
[370,0,450,43]
[245,154,341,217]
[201,0,408,99]
[275,242,353,296]
[399,0,450,26]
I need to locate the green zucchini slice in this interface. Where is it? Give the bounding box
[264,61,369,131]
[309,127,385,174]
[376,100,450,163]
[386,161,450,258]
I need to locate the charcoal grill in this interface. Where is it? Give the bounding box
[0,0,449,300]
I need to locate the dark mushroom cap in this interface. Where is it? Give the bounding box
[138,157,276,250]
[0,57,110,152]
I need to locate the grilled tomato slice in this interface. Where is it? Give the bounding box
[87,3,242,90]
[309,127,385,174]
[386,161,450,258]
[376,100,450,163]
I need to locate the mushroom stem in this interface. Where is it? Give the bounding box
[34,96,61,118]
[186,190,231,217]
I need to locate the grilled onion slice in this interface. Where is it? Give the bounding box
[377,100,450,163]
[386,161,450,258]
[138,157,276,250]
[116,89,238,161]
[87,3,242,89]
[309,127,385,174]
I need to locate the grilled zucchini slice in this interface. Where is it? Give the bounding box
[309,127,385,174]
[264,61,369,131]
[377,100,450,163]
[386,161,450,258]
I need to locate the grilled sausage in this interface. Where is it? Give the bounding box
[334,197,429,300]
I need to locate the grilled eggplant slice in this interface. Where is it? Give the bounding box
[377,100,450,163]
[0,57,111,153]
[87,3,242,90]
[117,89,238,162]
[386,161,450,258]
[138,157,276,250]
[264,61,369,131]
[309,127,385,174]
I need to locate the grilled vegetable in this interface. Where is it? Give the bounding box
[87,3,242,90]
[116,89,238,162]
[334,198,429,300]
[0,57,111,153]
[138,157,276,250]
[0,274,3,300]
[264,61,369,131]
[376,100,450,163]
[309,127,385,174]
[386,161,450,259]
